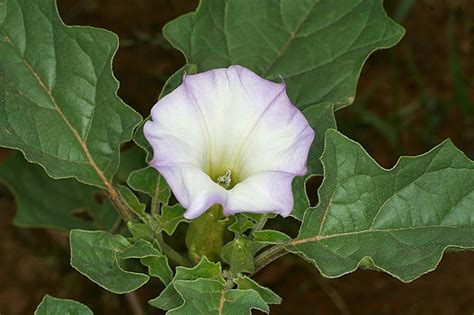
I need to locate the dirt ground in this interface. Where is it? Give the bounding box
[1,0,473,314]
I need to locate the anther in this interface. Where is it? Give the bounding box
[216,169,232,189]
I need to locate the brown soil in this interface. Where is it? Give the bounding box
[1,0,473,314]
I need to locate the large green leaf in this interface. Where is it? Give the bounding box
[164,0,404,110]
[0,153,117,231]
[70,230,163,293]
[34,295,93,315]
[288,129,474,282]
[0,0,142,188]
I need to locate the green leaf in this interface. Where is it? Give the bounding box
[0,153,117,231]
[149,257,223,310]
[127,221,155,242]
[292,103,337,219]
[34,295,93,315]
[0,0,142,188]
[116,239,173,285]
[118,239,161,259]
[149,284,184,311]
[141,255,173,285]
[234,276,282,305]
[70,230,150,293]
[158,204,187,235]
[228,214,255,235]
[253,230,291,244]
[164,0,404,110]
[221,237,261,274]
[288,129,474,282]
[127,166,171,202]
[170,278,269,315]
[117,185,148,222]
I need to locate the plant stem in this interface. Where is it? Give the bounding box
[108,184,134,222]
[252,243,289,275]
[185,205,231,263]
[250,213,270,235]
[156,233,193,267]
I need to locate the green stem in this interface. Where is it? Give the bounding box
[250,213,270,235]
[150,175,164,217]
[185,205,231,263]
[156,233,193,267]
[252,244,289,276]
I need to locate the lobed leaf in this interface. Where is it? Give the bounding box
[0,0,142,188]
[158,204,188,235]
[70,230,159,293]
[288,129,474,282]
[228,214,255,235]
[164,0,404,111]
[142,255,174,285]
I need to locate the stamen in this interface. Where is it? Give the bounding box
[216,169,232,189]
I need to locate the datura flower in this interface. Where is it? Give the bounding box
[144,65,314,220]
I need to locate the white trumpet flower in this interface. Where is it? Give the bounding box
[144,66,314,219]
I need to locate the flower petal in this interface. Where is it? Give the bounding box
[143,83,207,168]
[159,164,227,219]
[237,90,315,178]
[181,65,287,174]
[224,171,295,217]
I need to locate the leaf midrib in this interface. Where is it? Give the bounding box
[2,30,111,189]
[262,0,320,77]
[291,224,469,246]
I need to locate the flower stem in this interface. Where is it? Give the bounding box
[252,243,289,275]
[185,205,231,263]
[156,233,193,267]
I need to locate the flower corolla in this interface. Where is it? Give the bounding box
[144,66,314,219]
